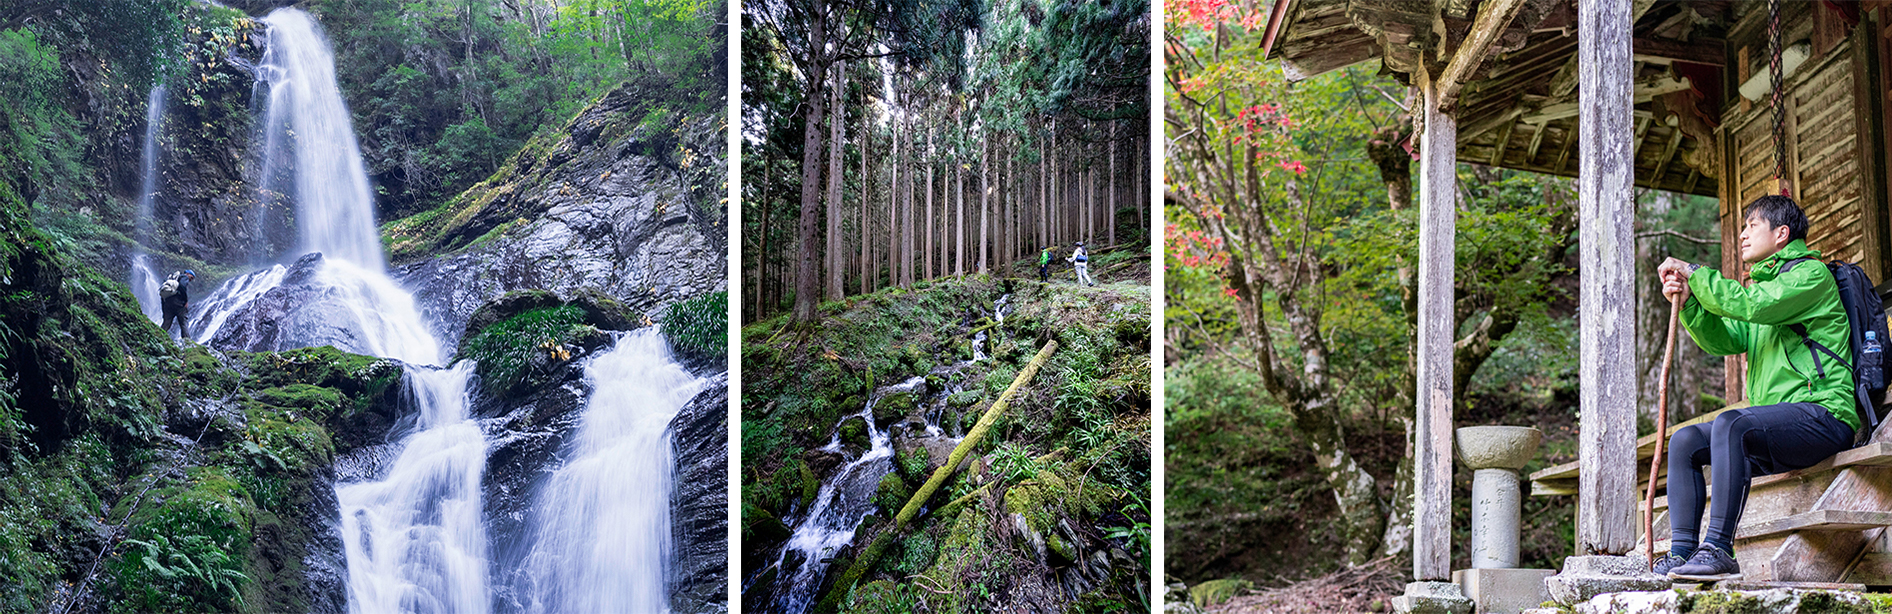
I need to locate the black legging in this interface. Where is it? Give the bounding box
[1667,402,1853,554]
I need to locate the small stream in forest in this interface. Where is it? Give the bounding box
[753,361,980,614]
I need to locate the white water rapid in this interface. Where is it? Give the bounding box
[514,329,705,613]
[130,85,166,322]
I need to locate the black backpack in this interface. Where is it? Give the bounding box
[1781,258,1886,442]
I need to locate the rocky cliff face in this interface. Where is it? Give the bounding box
[670,372,730,614]
[389,85,727,353]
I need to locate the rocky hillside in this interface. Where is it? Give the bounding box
[741,267,1153,614]
[386,81,727,352]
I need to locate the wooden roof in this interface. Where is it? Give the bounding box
[1265,0,1737,196]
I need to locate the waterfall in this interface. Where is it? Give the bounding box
[336,362,491,614]
[513,329,705,613]
[257,8,385,270]
[175,8,698,613]
[130,85,166,322]
[130,254,163,324]
[191,7,439,365]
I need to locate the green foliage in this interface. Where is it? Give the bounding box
[312,0,725,217]
[661,291,728,361]
[457,305,596,396]
[119,535,249,607]
[110,468,255,613]
[873,473,911,517]
[888,534,937,576]
[896,447,930,482]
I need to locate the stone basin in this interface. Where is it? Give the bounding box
[1456,426,1543,471]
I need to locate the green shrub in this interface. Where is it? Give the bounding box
[661,291,727,361]
[457,305,595,396]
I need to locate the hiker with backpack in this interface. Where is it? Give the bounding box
[1068,241,1095,287]
[160,269,195,340]
[1650,194,1884,581]
[1038,246,1055,283]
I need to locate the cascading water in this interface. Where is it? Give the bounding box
[336,362,490,614]
[129,86,167,322]
[762,376,922,614]
[130,254,163,323]
[512,329,706,613]
[191,7,439,365]
[182,9,699,613]
[257,8,385,269]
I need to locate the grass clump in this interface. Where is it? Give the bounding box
[662,291,727,361]
[457,305,597,397]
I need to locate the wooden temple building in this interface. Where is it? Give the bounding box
[1262,0,1892,589]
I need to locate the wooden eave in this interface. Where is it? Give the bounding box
[1261,0,1733,196]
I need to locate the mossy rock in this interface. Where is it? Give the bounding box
[742,502,792,547]
[838,417,870,450]
[844,579,915,614]
[873,473,911,518]
[110,467,256,613]
[1046,533,1078,565]
[1189,578,1252,608]
[461,289,564,339]
[874,391,916,424]
[947,390,981,408]
[250,385,344,419]
[799,459,820,509]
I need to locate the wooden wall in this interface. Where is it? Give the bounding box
[1715,2,1892,401]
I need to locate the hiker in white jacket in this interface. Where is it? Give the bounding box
[1068,242,1095,287]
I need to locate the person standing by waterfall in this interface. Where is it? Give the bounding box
[1069,242,1096,287]
[159,270,194,339]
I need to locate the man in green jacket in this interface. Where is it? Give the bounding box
[1651,195,1858,581]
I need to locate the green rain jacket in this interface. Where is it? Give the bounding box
[1682,239,1860,433]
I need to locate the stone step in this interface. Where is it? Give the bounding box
[1734,510,1892,541]
[1715,580,1867,592]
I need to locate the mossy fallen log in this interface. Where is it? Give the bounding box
[813,340,1059,613]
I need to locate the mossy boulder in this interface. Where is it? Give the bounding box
[109,468,256,613]
[742,502,792,549]
[873,391,916,425]
[1189,578,1252,608]
[947,390,981,408]
[873,473,911,518]
[838,417,870,450]
[456,304,607,398]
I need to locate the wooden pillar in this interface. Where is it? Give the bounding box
[1414,73,1457,583]
[1577,0,1637,556]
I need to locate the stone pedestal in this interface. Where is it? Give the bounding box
[1542,555,1672,605]
[1452,568,1553,614]
[1456,426,1542,569]
[1392,581,1475,614]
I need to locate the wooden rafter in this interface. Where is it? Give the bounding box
[1438,0,1533,109]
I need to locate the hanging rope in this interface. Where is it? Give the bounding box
[1770,0,1791,197]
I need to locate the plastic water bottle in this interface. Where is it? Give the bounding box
[1863,331,1884,388]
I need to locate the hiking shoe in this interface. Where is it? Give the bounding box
[1668,544,1741,581]
[1651,551,1690,576]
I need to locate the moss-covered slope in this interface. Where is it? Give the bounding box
[0,178,406,613]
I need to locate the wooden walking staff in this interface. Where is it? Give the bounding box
[1645,293,1682,568]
